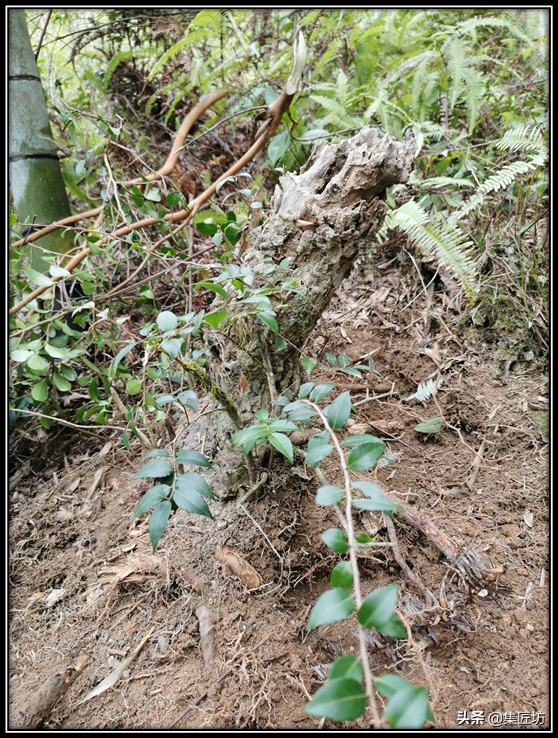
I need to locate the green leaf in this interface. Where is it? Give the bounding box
[357,584,398,630]
[10,349,34,362]
[375,676,435,723]
[300,356,316,376]
[323,391,351,429]
[341,433,382,447]
[132,484,171,521]
[347,440,386,471]
[174,487,213,519]
[307,588,355,630]
[27,353,50,373]
[144,449,170,459]
[413,417,442,434]
[23,266,53,287]
[43,343,70,359]
[316,485,344,506]
[49,265,72,278]
[375,613,407,638]
[384,685,430,729]
[355,533,372,543]
[337,354,350,367]
[339,367,362,378]
[156,310,178,331]
[232,424,269,452]
[197,282,229,301]
[330,561,353,590]
[267,131,291,166]
[192,310,204,337]
[149,500,172,551]
[305,678,366,721]
[258,311,278,333]
[305,444,333,467]
[31,378,48,402]
[175,472,215,500]
[145,188,161,202]
[352,482,402,512]
[111,341,137,377]
[204,310,228,329]
[9,213,17,226]
[269,432,293,463]
[52,371,71,392]
[325,353,337,366]
[176,449,212,468]
[321,528,349,554]
[161,337,182,358]
[297,382,314,398]
[60,365,77,381]
[155,394,175,406]
[274,336,287,352]
[310,382,336,401]
[298,128,330,143]
[132,459,173,479]
[127,379,142,395]
[329,655,363,683]
[266,419,298,433]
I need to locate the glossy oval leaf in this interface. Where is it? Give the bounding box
[305,678,366,721]
[27,353,50,373]
[149,500,172,551]
[413,417,442,434]
[330,561,353,590]
[321,528,349,554]
[31,378,48,402]
[341,433,383,447]
[310,382,336,401]
[176,449,212,468]
[357,584,398,630]
[267,130,291,166]
[384,685,430,729]
[307,588,355,630]
[156,310,178,332]
[175,472,215,500]
[269,432,293,463]
[347,440,386,471]
[132,459,173,479]
[297,381,314,398]
[316,485,344,506]
[143,449,170,459]
[258,311,278,333]
[305,443,333,468]
[127,379,142,395]
[375,613,407,639]
[323,391,351,429]
[329,655,363,683]
[300,356,316,377]
[132,484,171,521]
[174,487,213,519]
[52,371,71,392]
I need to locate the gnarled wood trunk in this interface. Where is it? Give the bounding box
[197,127,416,493]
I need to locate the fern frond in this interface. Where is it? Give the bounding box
[447,37,464,108]
[457,16,533,46]
[462,66,483,133]
[496,125,547,153]
[104,49,136,87]
[421,176,475,189]
[337,69,348,108]
[378,449,403,469]
[309,94,363,128]
[148,27,212,81]
[451,159,537,221]
[404,378,443,402]
[387,199,477,294]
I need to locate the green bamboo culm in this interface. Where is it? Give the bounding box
[9,9,72,272]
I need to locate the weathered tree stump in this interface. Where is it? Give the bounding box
[199,126,416,491]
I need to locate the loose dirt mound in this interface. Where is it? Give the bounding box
[9,251,549,729]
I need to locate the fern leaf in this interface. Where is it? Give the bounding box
[451,160,537,221]
[404,378,442,403]
[457,16,533,47]
[387,200,477,295]
[421,176,475,189]
[496,125,547,153]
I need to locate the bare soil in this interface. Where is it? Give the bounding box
[8,250,549,730]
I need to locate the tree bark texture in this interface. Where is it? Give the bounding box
[206,126,416,422]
